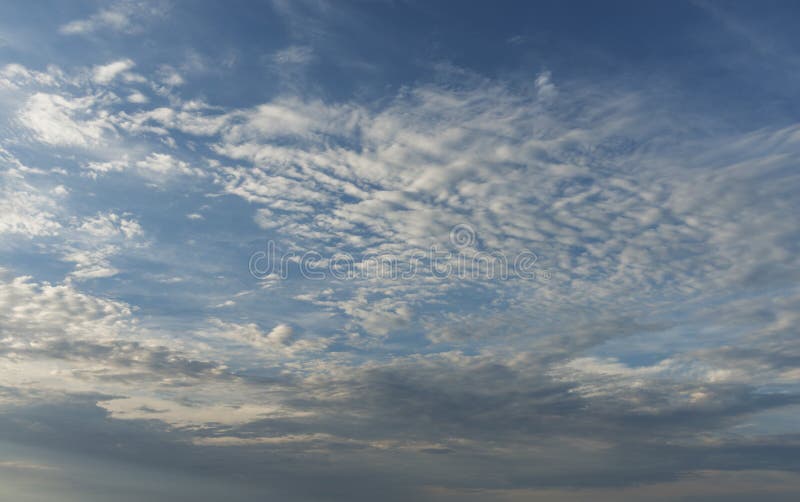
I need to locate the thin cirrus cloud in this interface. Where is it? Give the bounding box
[0,1,799,501]
[58,1,166,36]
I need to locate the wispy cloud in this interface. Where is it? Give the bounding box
[59,2,166,36]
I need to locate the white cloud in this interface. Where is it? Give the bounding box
[0,272,246,418]
[18,92,112,146]
[9,60,795,347]
[62,212,146,280]
[77,212,144,240]
[0,148,63,237]
[0,188,62,237]
[266,323,294,345]
[92,59,135,84]
[535,70,558,99]
[0,272,133,341]
[62,247,122,280]
[0,63,61,89]
[84,157,128,177]
[127,90,149,103]
[99,396,296,428]
[157,65,184,86]
[135,152,202,176]
[203,319,328,356]
[82,153,204,182]
[58,2,165,36]
[60,10,130,35]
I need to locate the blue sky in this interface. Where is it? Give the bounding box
[1,1,800,500]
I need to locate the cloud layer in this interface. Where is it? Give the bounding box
[1,1,799,500]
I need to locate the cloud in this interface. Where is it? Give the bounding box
[266,323,294,345]
[0,150,63,237]
[78,212,144,240]
[127,91,149,103]
[535,70,557,99]
[1,24,799,500]
[0,460,59,472]
[58,2,165,36]
[60,10,130,35]
[82,152,205,181]
[156,65,184,87]
[272,45,314,65]
[203,319,327,356]
[18,92,112,147]
[135,152,202,177]
[92,59,135,85]
[0,272,133,343]
[0,63,61,89]
[70,213,144,279]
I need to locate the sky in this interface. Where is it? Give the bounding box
[0,1,799,500]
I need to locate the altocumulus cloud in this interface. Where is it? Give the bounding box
[0,1,799,501]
